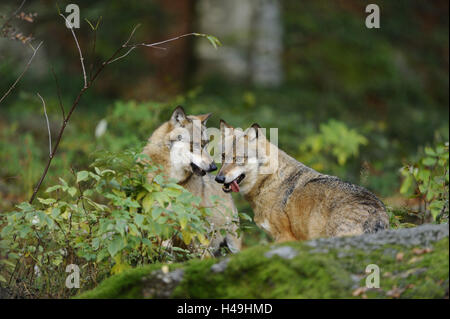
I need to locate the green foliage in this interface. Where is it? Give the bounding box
[400,142,449,223]
[0,123,43,200]
[94,100,171,152]
[299,119,368,170]
[0,149,233,297]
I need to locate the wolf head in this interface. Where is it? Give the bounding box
[144,106,217,183]
[215,120,272,194]
[165,106,217,181]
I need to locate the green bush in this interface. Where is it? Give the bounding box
[399,142,449,223]
[0,149,232,297]
[298,119,368,171]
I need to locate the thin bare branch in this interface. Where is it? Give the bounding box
[108,44,166,65]
[36,93,52,157]
[123,24,141,47]
[59,13,87,88]
[0,40,43,105]
[128,32,197,48]
[50,66,65,120]
[108,30,199,65]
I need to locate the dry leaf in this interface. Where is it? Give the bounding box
[408,256,423,264]
[412,247,433,255]
[387,286,406,298]
[352,287,367,296]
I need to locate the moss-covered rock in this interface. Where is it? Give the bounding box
[77,224,449,299]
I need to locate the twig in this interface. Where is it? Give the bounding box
[0,41,43,105]
[128,32,197,48]
[108,28,198,65]
[0,0,26,32]
[59,13,87,88]
[107,45,166,65]
[50,66,65,120]
[36,93,51,157]
[87,17,102,81]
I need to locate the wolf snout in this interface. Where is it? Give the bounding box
[207,163,217,172]
[215,174,225,183]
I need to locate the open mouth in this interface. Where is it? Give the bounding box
[222,173,245,193]
[190,163,206,176]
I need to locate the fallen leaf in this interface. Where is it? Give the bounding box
[396,252,404,261]
[412,247,433,255]
[408,256,423,264]
[387,286,406,298]
[352,287,367,296]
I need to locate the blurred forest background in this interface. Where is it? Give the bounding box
[1,0,449,240]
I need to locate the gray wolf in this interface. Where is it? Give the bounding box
[215,120,389,242]
[141,106,241,255]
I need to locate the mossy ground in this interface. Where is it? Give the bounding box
[77,235,449,299]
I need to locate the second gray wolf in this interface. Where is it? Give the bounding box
[141,107,241,255]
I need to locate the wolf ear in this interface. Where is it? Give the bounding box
[246,123,261,141]
[197,113,212,124]
[170,105,186,126]
[220,119,233,131]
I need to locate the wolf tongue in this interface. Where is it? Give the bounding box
[231,180,240,192]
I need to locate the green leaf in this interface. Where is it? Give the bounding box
[424,146,437,157]
[152,207,164,220]
[58,177,69,188]
[180,216,187,230]
[181,230,192,245]
[154,175,164,185]
[108,235,124,257]
[37,197,56,205]
[68,187,77,197]
[422,157,437,166]
[142,194,153,213]
[193,33,222,49]
[135,214,145,228]
[400,174,414,195]
[92,238,100,250]
[51,207,61,218]
[45,185,62,193]
[76,171,89,183]
[16,202,34,212]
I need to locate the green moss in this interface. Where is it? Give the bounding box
[77,237,449,299]
[76,264,178,299]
